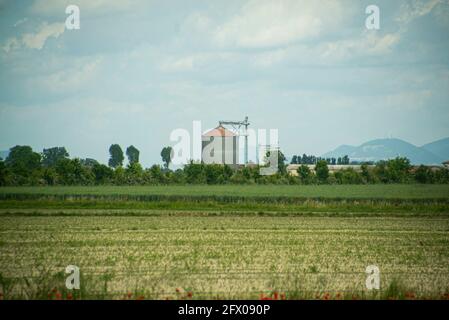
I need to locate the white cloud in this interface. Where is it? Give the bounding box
[28,57,103,94]
[383,89,433,111]
[434,0,449,25]
[213,0,347,48]
[29,0,148,16]
[183,12,213,34]
[13,17,28,27]
[160,56,195,72]
[396,0,442,26]
[2,22,65,53]
[176,0,446,68]
[248,31,400,69]
[251,48,288,67]
[297,0,444,64]
[22,22,65,50]
[54,58,99,89]
[320,32,401,61]
[159,52,238,72]
[2,38,20,53]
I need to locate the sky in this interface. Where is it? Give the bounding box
[1,0,449,167]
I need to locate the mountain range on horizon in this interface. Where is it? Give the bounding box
[322,137,449,165]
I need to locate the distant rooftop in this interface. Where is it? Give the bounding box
[203,125,236,137]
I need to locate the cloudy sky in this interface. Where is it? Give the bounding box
[1,0,449,166]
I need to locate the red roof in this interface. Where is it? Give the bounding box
[203,125,236,137]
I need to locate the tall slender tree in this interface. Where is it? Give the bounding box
[160,146,173,169]
[108,144,124,168]
[126,145,140,165]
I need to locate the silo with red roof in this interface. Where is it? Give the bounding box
[202,125,239,165]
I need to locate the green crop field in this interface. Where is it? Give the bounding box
[0,185,449,300]
[1,184,449,199]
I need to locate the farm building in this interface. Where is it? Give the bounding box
[202,125,239,165]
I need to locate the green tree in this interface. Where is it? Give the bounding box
[374,161,389,183]
[160,146,173,169]
[223,164,233,180]
[297,165,312,184]
[42,147,69,167]
[361,164,374,183]
[183,161,206,184]
[149,164,167,184]
[113,166,126,185]
[414,165,433,184]
[126,162,144,184]
[55,158,93,185]
[42,167,58,185]
[434,168,449,184]
[92,163,113,184]
[334,168,363,184]
[230,170,250,184]
[0,159,11,186]
[315,160,329,183]
[291,155,298,164]
[108,144,124,168]
[171,169,186,184]
[80,158,99,167]
[5,145,41,179]
[387,157,411,183]
[126,145,140,165]
[202,164,234,184]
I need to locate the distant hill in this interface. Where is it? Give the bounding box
[0,150,9,161]
[421,137,449,161]
[322,138,445,165]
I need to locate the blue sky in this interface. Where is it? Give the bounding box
[1,0,449,166]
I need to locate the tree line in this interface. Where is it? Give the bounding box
[0,145,448,186]
[291,154,354,165]
[296,158,448,184]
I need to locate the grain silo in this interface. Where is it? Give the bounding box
[202,125,239,165]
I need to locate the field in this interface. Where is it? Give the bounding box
[1,185,449,300]
[1,184,449,198]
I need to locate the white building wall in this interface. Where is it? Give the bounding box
[202,136,239,165]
